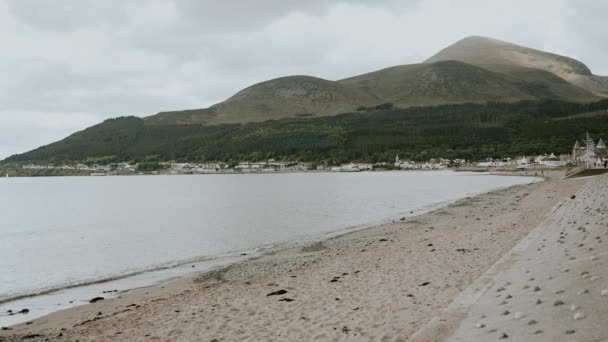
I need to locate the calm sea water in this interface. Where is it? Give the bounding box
[0,171,538,325]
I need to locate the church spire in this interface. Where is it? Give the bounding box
[586,132,596,152]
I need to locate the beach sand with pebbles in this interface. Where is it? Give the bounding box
[412,173,608,341]
[1,171,601,342]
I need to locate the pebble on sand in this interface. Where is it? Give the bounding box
[514,312,524,320]
[266,290,288,296]
[601,289,608,296]
[573,312,585,320]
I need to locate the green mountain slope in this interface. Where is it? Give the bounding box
[425,36,608,97]
[145,76,378,125]
[339,61,594,106]
[146,36,604,126]
[147,59,597,125]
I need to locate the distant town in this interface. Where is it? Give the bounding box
[6,133,604,177]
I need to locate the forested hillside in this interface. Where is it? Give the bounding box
[5,100,608,165]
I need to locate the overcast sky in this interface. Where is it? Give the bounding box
[1,0,607,159]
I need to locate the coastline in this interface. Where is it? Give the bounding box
[0,171,585,341]
[0,171,538,327]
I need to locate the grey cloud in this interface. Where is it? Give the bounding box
[563,1,608,74]
[5,0,131,31]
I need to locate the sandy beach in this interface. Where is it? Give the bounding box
[1,171,596,341]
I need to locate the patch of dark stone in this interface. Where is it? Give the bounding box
[419,281,430,287]
[278,298,294,302]
[73,316,104,328]
[21,334,43,339]
[102,290,118,294]
[89,297,104,303]
[6,308,29,316]
[266,290,287,296]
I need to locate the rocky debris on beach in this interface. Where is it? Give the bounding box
[0,334,47,342]
[266,290,287,296]
[89,297,105,303]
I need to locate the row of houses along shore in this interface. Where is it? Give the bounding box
[14,133,608,176]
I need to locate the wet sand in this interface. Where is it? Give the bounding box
[0,171,589,341]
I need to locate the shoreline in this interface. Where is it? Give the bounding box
[0,164,569,178]
[0,172,540,328]
[1,171,581,341]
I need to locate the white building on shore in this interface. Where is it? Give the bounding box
[572,132,607,168]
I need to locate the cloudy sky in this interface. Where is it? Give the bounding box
[1,0,607,159]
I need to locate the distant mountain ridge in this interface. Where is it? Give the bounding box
[4,35,608,164]
[145,35,605,125]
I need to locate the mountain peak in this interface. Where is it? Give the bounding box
[426,35,592,77]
